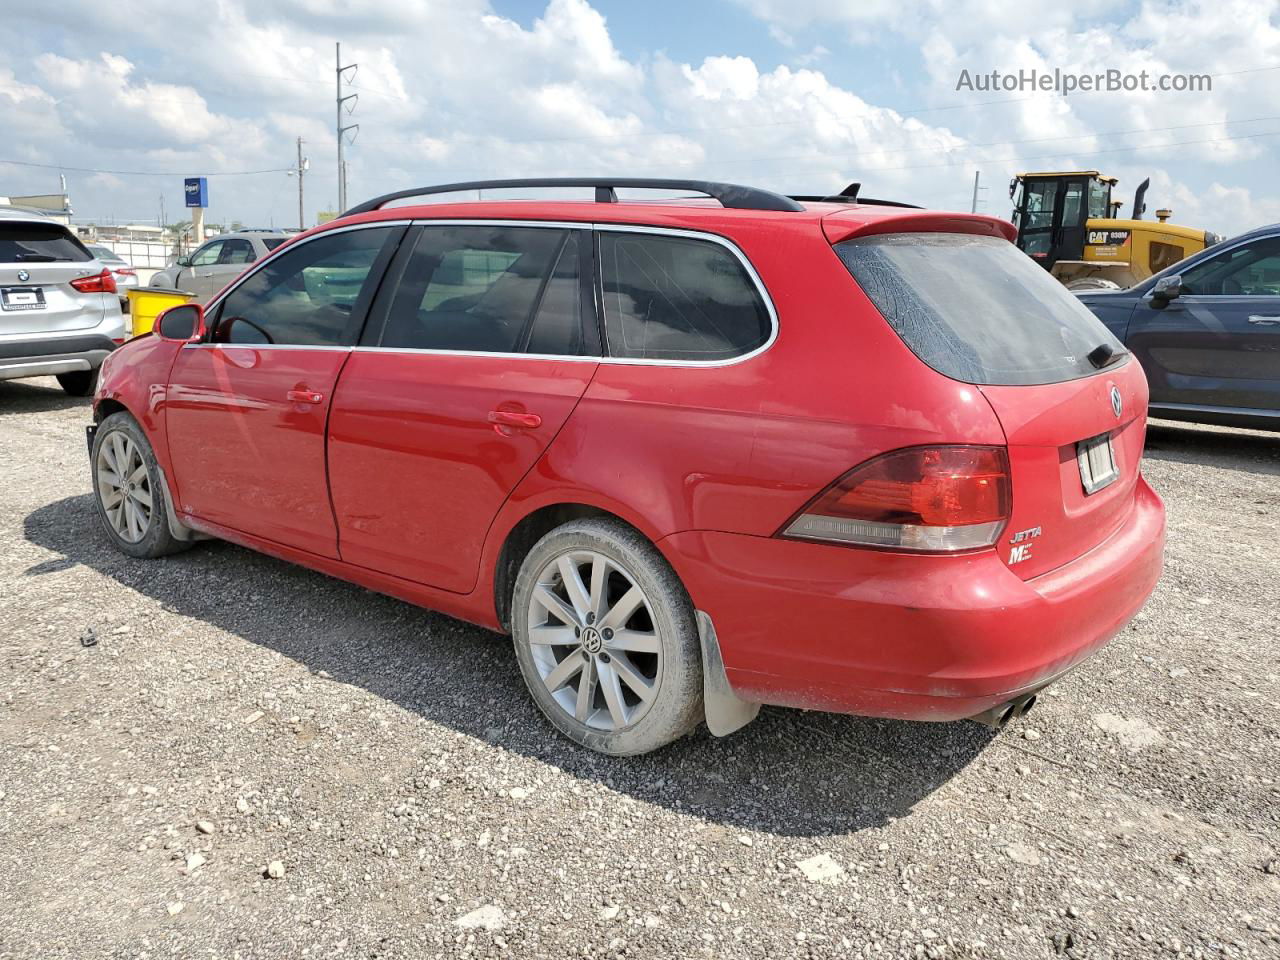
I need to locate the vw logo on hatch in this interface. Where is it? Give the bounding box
[1110,385,1123,418]
[16,269,29,282]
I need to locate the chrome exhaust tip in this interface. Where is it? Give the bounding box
[969,692,1037,730]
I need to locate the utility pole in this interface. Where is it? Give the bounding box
[970,170,988,213]
[335,42,359,213]
[295,137,308,229]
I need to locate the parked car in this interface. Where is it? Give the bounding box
[149,230,290,303]
[1,207,125,395]
[1077,222,1280,431]
[87,178,1165,755]
[86,244,140,308]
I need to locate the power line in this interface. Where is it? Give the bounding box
[0,158,293,177]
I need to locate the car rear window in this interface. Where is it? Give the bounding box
[262,238,288,251]
[835,232,1124,386]
[0,222,92,263]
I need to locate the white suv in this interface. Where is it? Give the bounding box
[0,208,126,396]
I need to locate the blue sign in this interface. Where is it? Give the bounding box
[184,177,208,208]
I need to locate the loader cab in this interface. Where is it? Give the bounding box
[1011,172,1115,270]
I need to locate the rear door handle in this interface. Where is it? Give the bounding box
[1247,315,1280,325]
[287,389,325,404]
[487,410,542,429]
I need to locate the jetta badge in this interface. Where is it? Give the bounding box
[1110,385,1123,418]
[16,269,29,282]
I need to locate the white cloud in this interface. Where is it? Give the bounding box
[0,0,1273,234]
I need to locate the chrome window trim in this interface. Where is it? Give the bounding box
[202,217,779,368]
[589,222,779,368]
[182,343,352,352]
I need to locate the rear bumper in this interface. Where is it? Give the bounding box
[660,475,1165,721]
[0,334,118,381]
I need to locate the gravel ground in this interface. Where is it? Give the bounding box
[1,375,1278,960]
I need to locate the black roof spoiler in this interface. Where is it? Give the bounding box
[342,178,805,217]
[788,182,922,209]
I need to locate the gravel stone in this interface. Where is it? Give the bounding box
[454,905,505,931]
[2,386,1278,959]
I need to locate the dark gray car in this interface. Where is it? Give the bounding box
[1076,222,1280,431]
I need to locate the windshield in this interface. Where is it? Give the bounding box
[836,232,1125,386]
[0,222,92,264]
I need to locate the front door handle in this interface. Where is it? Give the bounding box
[287,389,325,404]
[1247,315,1280,325]
[487,410,542,429]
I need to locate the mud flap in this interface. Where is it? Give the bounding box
[696,610,761,737]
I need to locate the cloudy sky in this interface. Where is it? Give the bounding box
[2,0,1277,235]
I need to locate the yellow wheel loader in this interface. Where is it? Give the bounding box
[1010,171,1223,291]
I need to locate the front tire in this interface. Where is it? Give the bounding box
[91,412,190,559]
[511,519,704,755]
[57,369,98,396]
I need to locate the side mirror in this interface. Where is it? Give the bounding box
[154,303,205,342]
[1151,274,1183,306]
[176,256,192,267]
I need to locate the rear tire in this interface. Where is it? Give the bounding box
[57,369,98,396]
[91,412,190,559]
[511,518,703,755]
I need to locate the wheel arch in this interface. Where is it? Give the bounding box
[492,502,635,632]
[94,396,130,423]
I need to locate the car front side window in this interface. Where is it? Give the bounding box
[212,227,396,346]
[1180,237,1280,296]
[190,242,223,267]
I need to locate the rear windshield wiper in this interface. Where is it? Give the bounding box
[1087,342,1127,369]
[12,254,69,262]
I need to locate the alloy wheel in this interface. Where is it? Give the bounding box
[525,550,663,731]
[96,431,153,544]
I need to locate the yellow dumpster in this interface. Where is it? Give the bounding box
[126,286,194,337]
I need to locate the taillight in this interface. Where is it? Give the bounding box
[70,269,117,295]
[780,446,1010,552]
[113,268,137,277]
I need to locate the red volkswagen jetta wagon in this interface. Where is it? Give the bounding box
[87,178,1165,755]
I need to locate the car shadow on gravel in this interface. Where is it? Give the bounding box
[25,494,997,838]
[0,379,89,415]
[1144,420,1280,476]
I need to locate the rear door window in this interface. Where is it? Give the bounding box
[598,231,771,361]
[836,232,1124,386]
[0,222,91,263]
[219,239,255,264]
[378,225,588,355]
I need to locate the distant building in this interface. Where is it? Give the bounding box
[0,193,73,224]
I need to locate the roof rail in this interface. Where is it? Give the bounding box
[341,178,806,217]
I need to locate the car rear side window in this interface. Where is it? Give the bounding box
[220,239,255,264]
[835,232,1124,386]
[261,238,288,252]
[0,222,91,263]
[598,232,771,361]
[379,225,587,355]
[213,227,395,346]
